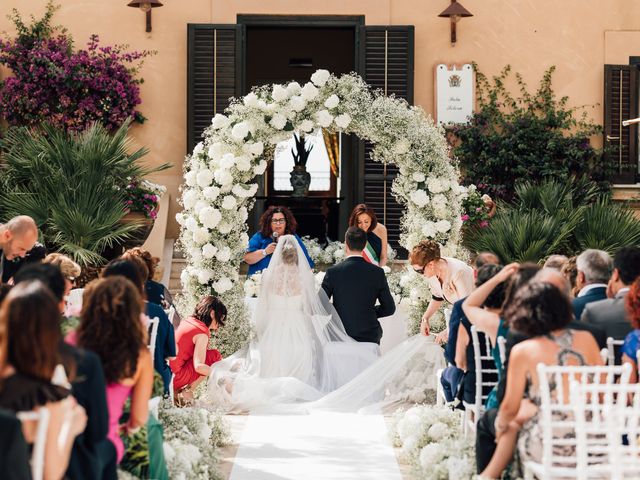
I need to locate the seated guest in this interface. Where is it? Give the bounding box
[581,246,640,360]
[348,204,388,267]
[622,277,640,383]
[102,258,176,395]
[561,256,579,298]
[542,254,568,271]
[14,264,113,480]
[122,247,172,309]
[0,409,32,480]
[572,249,611,320]
[410,240,475,342]
[0,216,40,284]
[244,206,314,275]
[75,277,153,466]
[170,296,226,405]
[43,252,82,300]
[479,282,603,479]
[0,281,87,480]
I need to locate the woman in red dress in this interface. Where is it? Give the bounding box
[170,296,226,403]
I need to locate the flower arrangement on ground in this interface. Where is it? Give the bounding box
[177,69,463,354]
[391,404,476,479]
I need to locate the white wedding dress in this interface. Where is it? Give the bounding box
[207,235,445,414]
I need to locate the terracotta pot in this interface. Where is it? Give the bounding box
[119,206,158,250]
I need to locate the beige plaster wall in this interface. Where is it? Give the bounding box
[1,1,640,239]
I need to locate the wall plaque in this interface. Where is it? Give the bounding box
[435,63,474,125]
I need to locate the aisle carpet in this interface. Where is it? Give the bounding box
[228,412,403,480]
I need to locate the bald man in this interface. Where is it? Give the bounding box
[0,216,40,284]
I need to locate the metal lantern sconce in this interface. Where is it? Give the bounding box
[438,0,473,46]
[127,0,163,33]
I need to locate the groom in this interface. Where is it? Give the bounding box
[321,227,396,344]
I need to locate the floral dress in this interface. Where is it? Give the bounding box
[517,329,586,464]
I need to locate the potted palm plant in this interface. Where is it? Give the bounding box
[290,133,313,197]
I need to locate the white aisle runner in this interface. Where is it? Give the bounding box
[228,412,403,480]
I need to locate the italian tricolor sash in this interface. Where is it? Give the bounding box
[362,241,379,266]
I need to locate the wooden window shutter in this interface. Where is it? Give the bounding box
[363,26,414,254]
[187,24,244,154]
[604,65,639,184]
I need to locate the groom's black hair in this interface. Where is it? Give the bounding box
[345,227,367,252]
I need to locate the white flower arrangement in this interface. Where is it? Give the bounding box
[391,405,476,479]
[178,70,463,355]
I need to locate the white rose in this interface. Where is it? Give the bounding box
[196,169,214,188]
[175,213,186,226]
[192,228,210,244]
[334,113,351,129]
[315,110,333,128]
[288,95,306,112]
[254,160,268,175]
[422,222,437,238]
[216,247,231,262]
[412,172,426,182]
[213,277,233,293]
[197,268,213,285]
[194,200,209,213]
[310,69,330,87]
[203,186,220,200]
[409,190,429,207]
[214,169,233,186]
[435,219,452,233]
[248,141,264,156]
[221,195,237,210]
[432,193,447,207]
[220,153,235,169]
[185,171,197,187]
[192,142,204,156]
[207,142,224,160]
[185,217,198,232]
[218,221,233,234]
[202,243,218,259]
[286,81,302,95]
[199,207,222,229]
[243,91,259,108]
[190,247,203,263]
[394,138,411,155]
[299,119,315,132]
[239,206,249,221]
[428,177,450,193]
[183,190,198,209]
[180,269,190,286]
[211,114,231,130]
[240,232,249,246]
[235,155,252,172]
[270,113,287,130]
[272,84,289,102]
[301,82,319,101]
[324,94,340,109]
[231,122,250,140]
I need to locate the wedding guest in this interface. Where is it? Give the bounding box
[0,409,32,480]
[0,281,88,480]
[0,216,39,284]
[244,206,314,275]
[170,296,226,405]
[479,282,603,479]
[43,253,82,298]
[102,258,175,395]
[122,247,172,308]
[561,256,579,297]
[572,249,611,320]
[581,246,640,359]
[348,204,388,267]
[410,240,474,338]
[621,277,640,383]
[76,277,153,465]
[543,254,569,271]
[14,263,113,480]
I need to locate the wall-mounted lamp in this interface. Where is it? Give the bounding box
[127,0,163,33]
[438,0,473,46]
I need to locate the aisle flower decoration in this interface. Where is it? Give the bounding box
[178,70,463,354]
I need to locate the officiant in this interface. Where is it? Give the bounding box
[244,206,314,275]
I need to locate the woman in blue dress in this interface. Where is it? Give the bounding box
[244,206,314,275]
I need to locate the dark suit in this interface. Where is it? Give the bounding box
[61,343,115,480]
[0,409,31,480]
[321,256,395,344]
[581,290,633,342]
[572,285,607,321]
[0,243,46,283]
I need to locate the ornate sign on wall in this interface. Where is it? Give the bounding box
[434,63,474,125]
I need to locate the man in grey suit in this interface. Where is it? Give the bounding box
[581,246,640,362]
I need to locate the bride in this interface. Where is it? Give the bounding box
[207,235,445,413]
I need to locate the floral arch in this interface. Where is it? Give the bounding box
[177,70,463,354]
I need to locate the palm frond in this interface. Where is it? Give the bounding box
[574,200,640,255]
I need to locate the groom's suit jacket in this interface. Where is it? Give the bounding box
[321,256,396,344]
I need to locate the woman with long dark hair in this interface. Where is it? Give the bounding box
[348,204,388,267]
[243,205,314,275]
